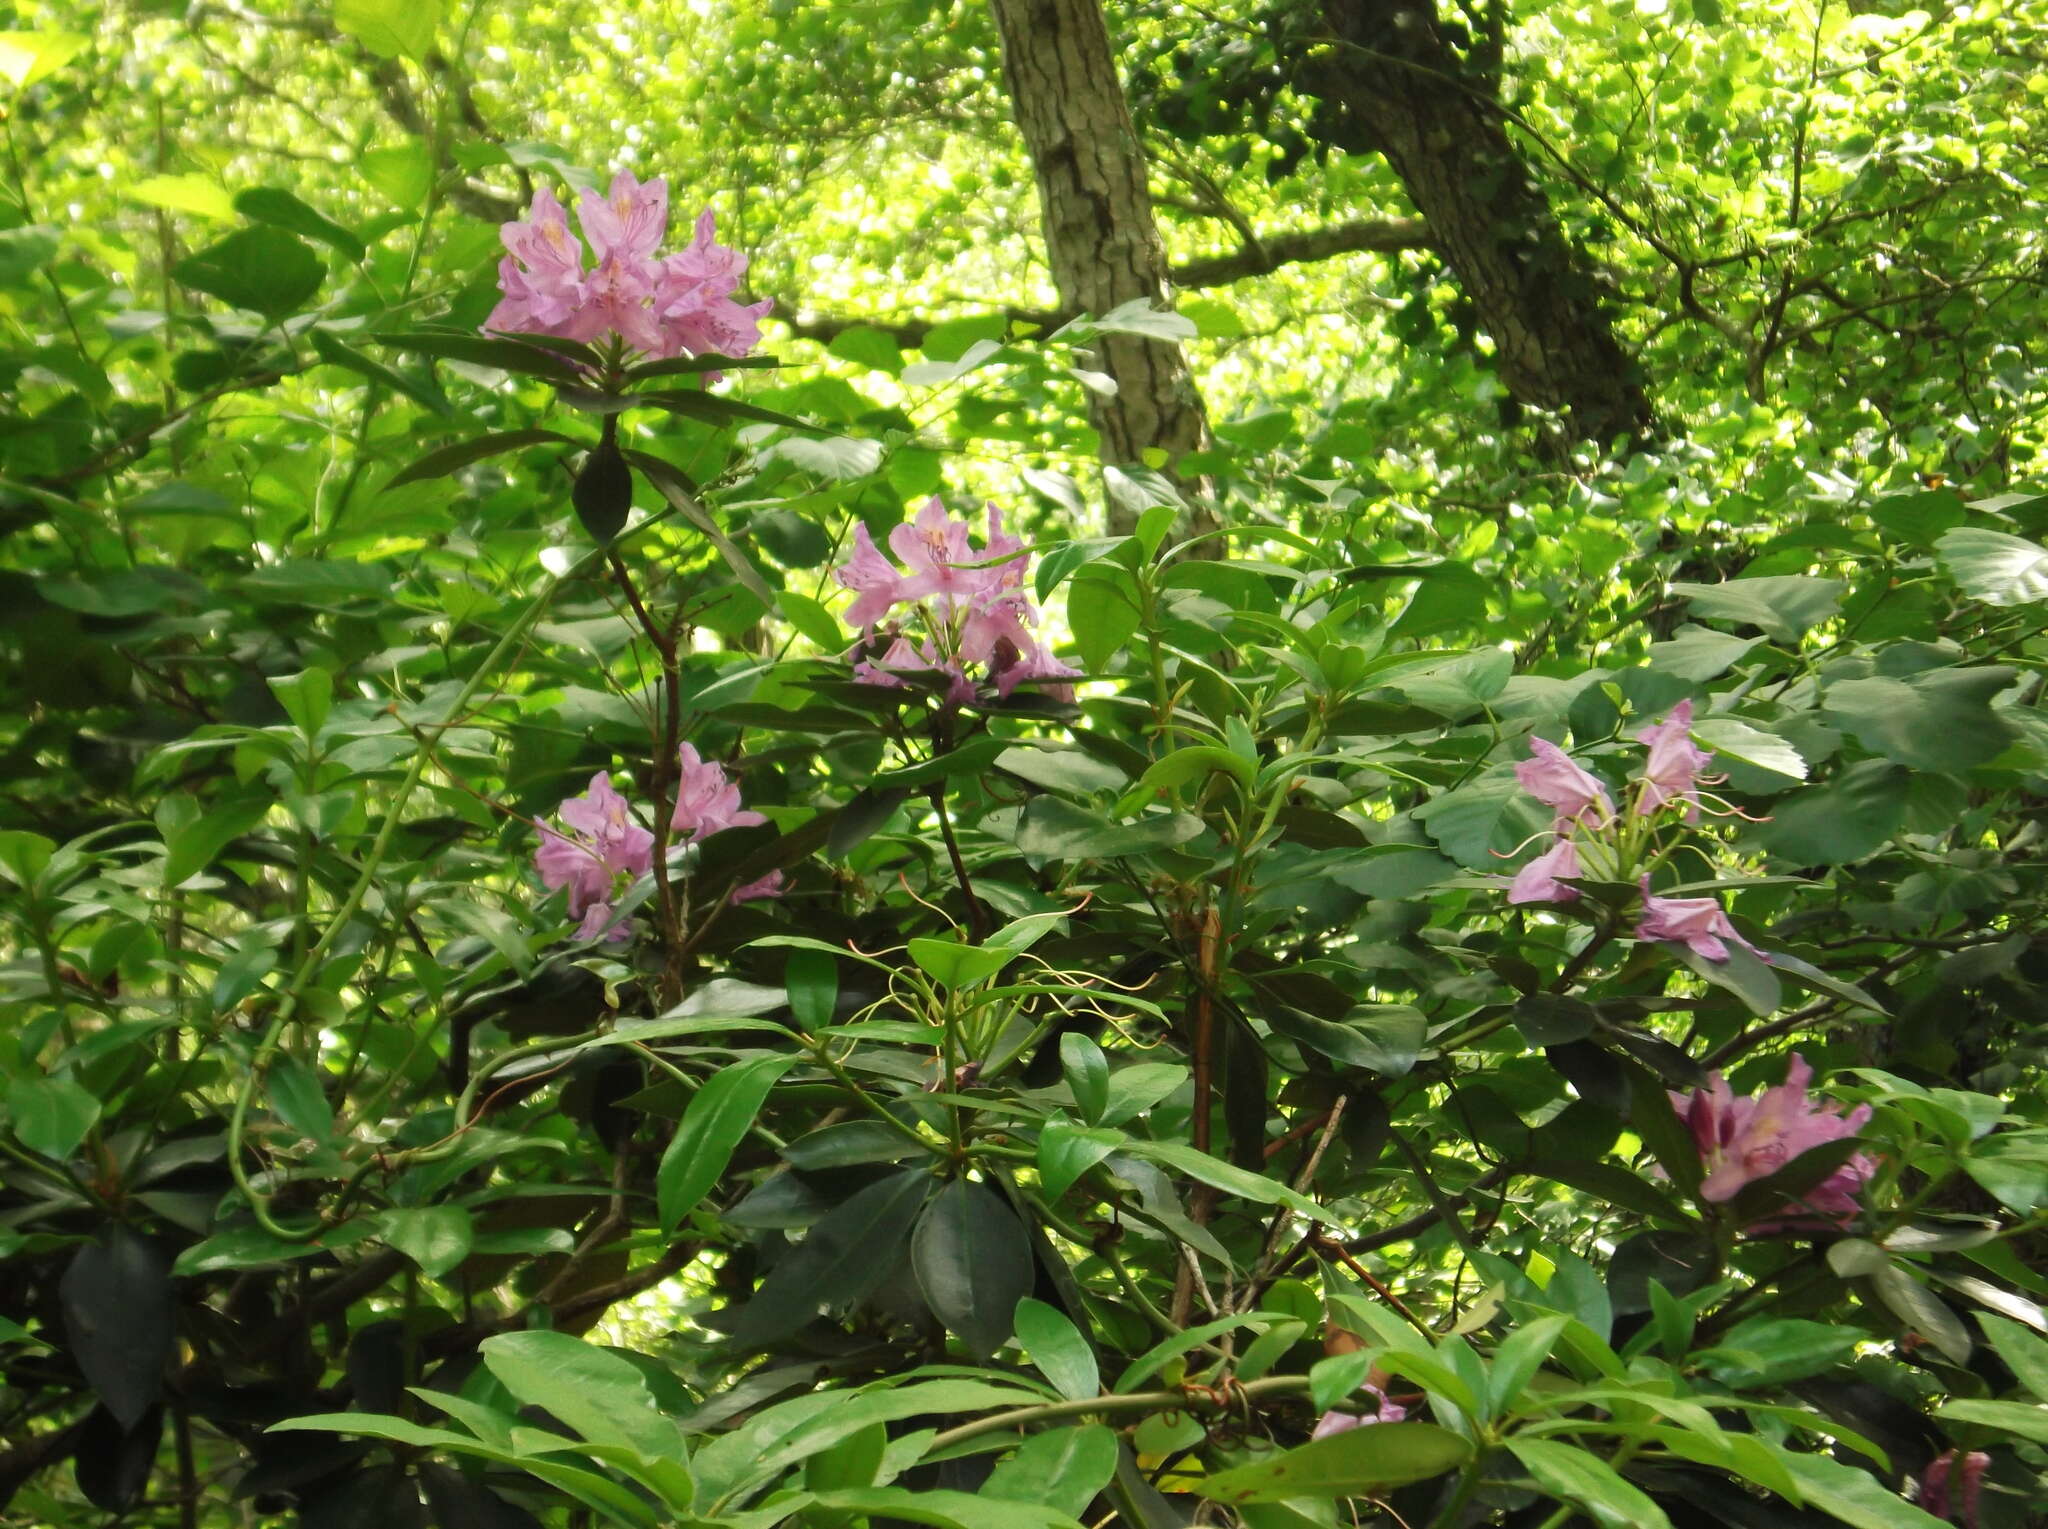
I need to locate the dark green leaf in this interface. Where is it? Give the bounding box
[385,427,577,489]
[658,1053,796,1232]
[732,1168,932,1344]
[172,227,324,320]
[911,1178,1036,1357]
[60,1229,173,1429]
[235,187,366,261]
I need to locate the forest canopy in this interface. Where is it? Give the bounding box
[2,0,2047,1526]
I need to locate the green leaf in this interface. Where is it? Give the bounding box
[1937,527,2048,606]
[1415,767,1553,869]
[1267,1004,1426,1077]
[0,224,58,286]
[1776,1450,1950,1529]
[1015,798,1205,861]
[1121,745,1255,808]
[1691,717,1806,782]
[1870,489,1965,548]
[172,1223,333,1276]
[236,188,366,262]
[309,329,449,414]
[334,0,445,60]
[1699,1317,1862,1388]
[0,1316,49,1349]
[907,936,1013,989]
[731,1169,933,1345]
[1669,936,1781,1017]
[1755,760,1911,864]
[911,1179,1036,1358]
[1067,563,1142,674]
[481,1329,685,1461]
[1522,1159,1689,1225]
[1870,1263,1973,1365]
[268,667,332,737]
[129,173,237,222]
[825,326,906,375]
[267,1056,333,1143]
[1823,667,2016,771]
[1673,575,1846,645]
[1100,1063,1188,1127]
[372,330,585,383]
[387,427,578,488]
[1060,1033,1110,1125]
[360,143,435,210]
[1977,1311,2048,1399]
[1195,1423,1474,1504]
[173,227,325,320]
[1014,1297,1099,1401]
[1507,1438,1672,1529]
[5,1074,100,1160]
[776,589,845,652]
[1038,1118,1124,1200]
[1124,1140,1325,1222]
[658,1053,796,1232]
[784,947,837,1032]
[994,743,1129,796]
[1646,625,1763,683]
[808,1487,1084,1529]
[0,30,89,88]
[377,1205,473,1278]
[983,1425,1119,1521]
[1489,1314,1571,1414]
[1935,1397,2048,1445]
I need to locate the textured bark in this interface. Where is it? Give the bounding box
[1311,0,1651,444]
[989,0,1211,534]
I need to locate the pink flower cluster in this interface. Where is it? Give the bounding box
[1673,1054,1874,1225]
[1506,702,1762,963]
[486,171,771,363]
[834,498,1079,704]
[533,751,781,941]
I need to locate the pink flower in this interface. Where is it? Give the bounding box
[1920,1449,1990,1528]
[1635,700,1715,821]
[486,188,587,334]
[655,210,773,363]
[1310,1384,1407,1440]
[852,635,934,690]
[730,869,787,906]
[836,522,907,629]
[484,179,768,363]
[577,171,669,268]
[1507,838,1582,905]
[533,772,654,942]
[1671,1054,1874,1220]
[993,644,1080,703]
[670,744,766,842]
[563,249,668,357]
[1514,738,1613,828]
[890,498,992,610]
[1636,876,1763,963]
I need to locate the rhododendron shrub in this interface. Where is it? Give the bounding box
[7,126,2047,1529]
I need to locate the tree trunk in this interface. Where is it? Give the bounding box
[989,0,1212,536]
[1310,0,1651,445]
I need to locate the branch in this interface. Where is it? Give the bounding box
[775,216,1432,349]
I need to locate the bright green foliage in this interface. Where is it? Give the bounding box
[2,1,2047,1527]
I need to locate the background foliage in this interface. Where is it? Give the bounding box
[2,0,2047,1526]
